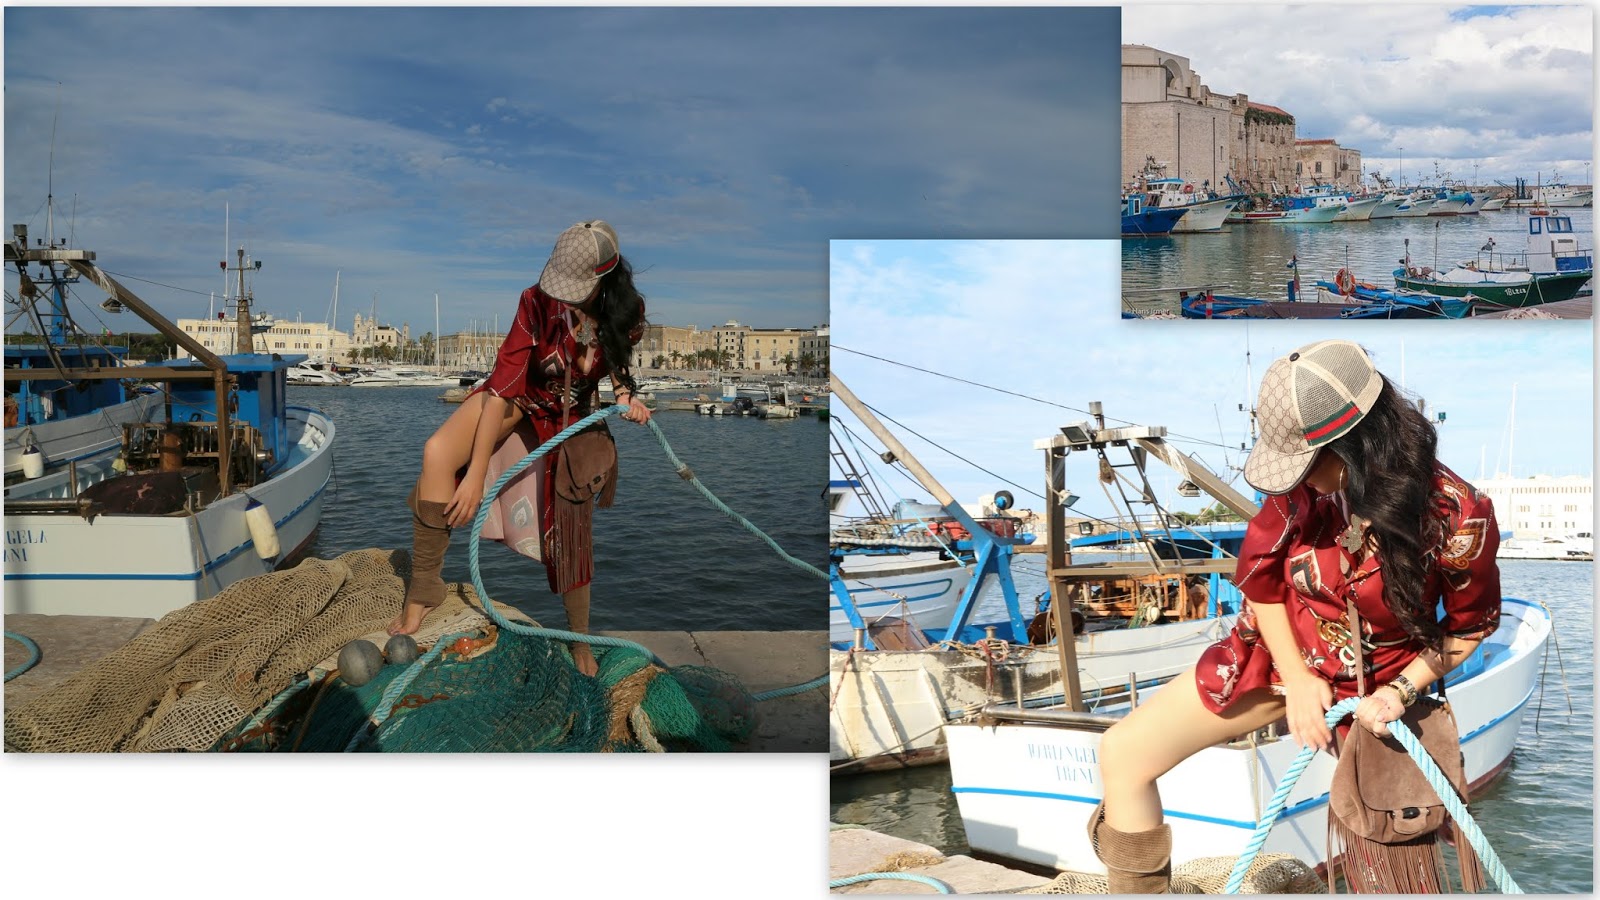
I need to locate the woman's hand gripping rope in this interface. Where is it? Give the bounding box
[1222,696,1524,894]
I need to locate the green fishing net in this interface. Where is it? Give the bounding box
[213,628,756,753]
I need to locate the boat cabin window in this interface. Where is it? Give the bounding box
[1529,218,1541,234]
[1548,217,1572,233]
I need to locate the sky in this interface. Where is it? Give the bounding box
[1124,3,1593,187]
[830,239,1595,523]
[4,6,1117,342]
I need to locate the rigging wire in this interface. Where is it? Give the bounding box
[833,343,1238,451]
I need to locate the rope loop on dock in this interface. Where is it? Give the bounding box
[1222,696,1523,894]
[356,405,826,744]
[4,631,42,682]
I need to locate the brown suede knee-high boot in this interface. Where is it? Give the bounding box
[405,483,451,609]
[1088,801,1172,894]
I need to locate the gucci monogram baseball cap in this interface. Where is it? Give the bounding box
[1244,340,1383,495]
[538,220,620,305]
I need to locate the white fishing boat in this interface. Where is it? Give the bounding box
[4,199,164,476]
[286,361,347,386]
[1497,532,1594,561]
[5,392,162,476]
[828,385,1255,774]
[346,368,410,387]
[944,596,1551,875]
[3,236,336,620]
[1331,195,1382,221]
[1480,196,1510,211]
[1138,165,1241,234]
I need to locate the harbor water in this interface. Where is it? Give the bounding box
[1122,208,1593,315]
[829,558,1596,894]
[292,385,827,632]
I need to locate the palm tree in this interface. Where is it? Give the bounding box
[652,353,668,369]
[718,349,734,370]
[669,350,682,370]
[799,351,817,375]
[781,352,796,374]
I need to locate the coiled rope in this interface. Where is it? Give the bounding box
[1223,696,1522,894]
[828,872,954,894]
[4,631,42,682]
[356,405,826,743]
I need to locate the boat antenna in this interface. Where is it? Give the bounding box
[46,83,61,246]
[1433,220,1440,271]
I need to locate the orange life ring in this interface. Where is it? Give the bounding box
[1182,184,1195,194]
[1335,268,1356,296]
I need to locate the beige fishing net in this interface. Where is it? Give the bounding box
[4,548,491,753]
[1019,852,1328,894]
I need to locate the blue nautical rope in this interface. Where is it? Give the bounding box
[356,405,827,745]
[828,872,954,894]
[4,631,41,682]
[1222,696,1522,894]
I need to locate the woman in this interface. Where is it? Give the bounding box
[389,220,651,678]
[1090,339,1501,893]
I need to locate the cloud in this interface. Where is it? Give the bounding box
[6,7,1118,333]
[1124,4,1593,182]
[833,240,1593,514]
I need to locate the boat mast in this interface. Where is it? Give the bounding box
[228,246,255,354]
[434,291,441,373]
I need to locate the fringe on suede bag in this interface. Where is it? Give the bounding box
[545,367,619,593]
[1327,598,1484,893]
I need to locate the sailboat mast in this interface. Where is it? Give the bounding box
[435,292,441,373]
[1507,383,1517,479]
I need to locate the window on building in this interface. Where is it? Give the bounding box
[1315,162,1323,174]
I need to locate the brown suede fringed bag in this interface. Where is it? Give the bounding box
[554,421,619,507]
[1327,597,1484,893]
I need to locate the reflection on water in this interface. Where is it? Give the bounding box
[829,559,1595,892]
[1122,209,1593,316]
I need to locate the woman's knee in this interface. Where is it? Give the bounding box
[1098,719,1149,786]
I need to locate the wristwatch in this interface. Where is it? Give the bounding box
[1385,674,1419,708]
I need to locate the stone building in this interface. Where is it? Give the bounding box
[799,325,828,376]
[437,331,504,371]
[1122,44,1303,192]
[1295,139,1363,191]
[746,328,808,373]
[1121,44,1242,190]
[1240,102,1297,192]
[632,324,717,370]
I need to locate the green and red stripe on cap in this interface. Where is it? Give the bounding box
[1304,401,1361,446]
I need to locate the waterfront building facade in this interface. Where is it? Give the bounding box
[176,315,349,360]
[1471,473,1593,540]
[1295,139,1363,191]
[1121,44,1243,190]
[1124,44,1337,194]
[437,331,504,372]
[633,324,717,370]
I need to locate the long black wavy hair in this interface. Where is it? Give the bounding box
[574,255,647,394]
[1326,374,1449,650]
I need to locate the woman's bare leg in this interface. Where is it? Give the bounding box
[1099,669,1287,832]
[563,585,598,677]
[388,393,522,634]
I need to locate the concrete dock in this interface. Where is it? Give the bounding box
[1473,296,1592,319]
[4,613,825,753]
[829,827,1051,894]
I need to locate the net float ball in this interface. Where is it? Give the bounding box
[339,640,384,686]
[385,634,420,666]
